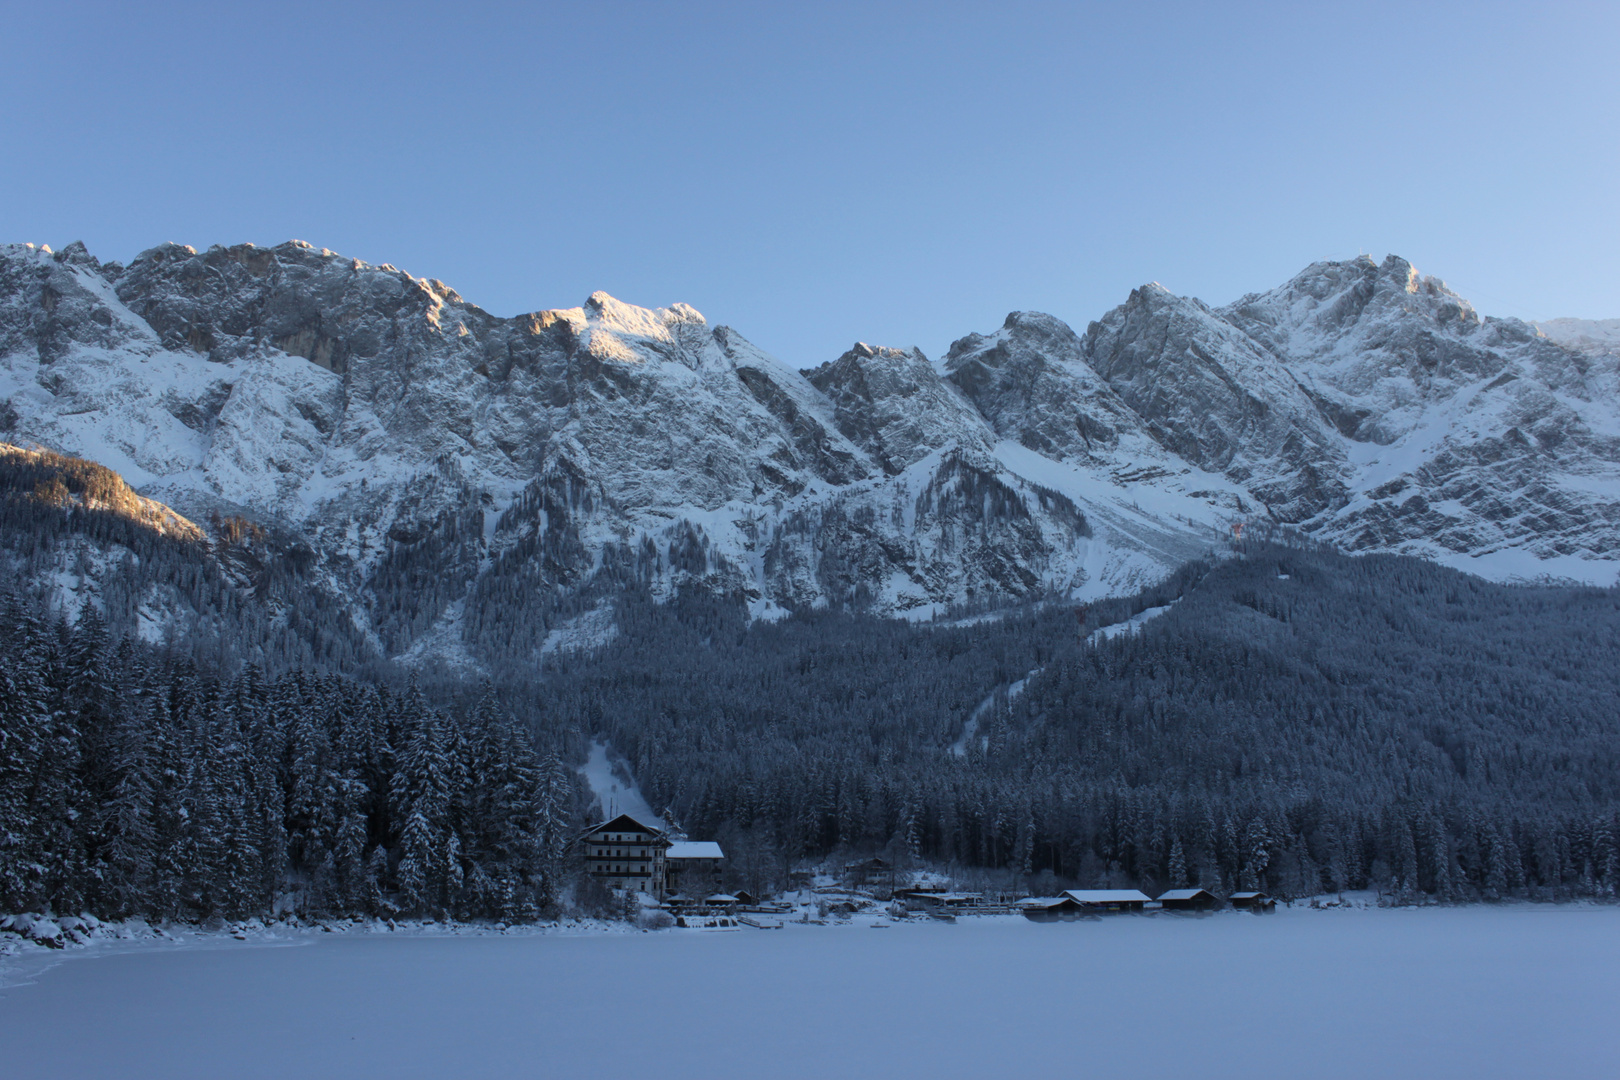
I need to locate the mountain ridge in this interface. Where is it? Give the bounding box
[2,239,1616,668]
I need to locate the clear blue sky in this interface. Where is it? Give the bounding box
[4,1,1616,368]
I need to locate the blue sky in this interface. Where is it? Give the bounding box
[3,1,1615,368]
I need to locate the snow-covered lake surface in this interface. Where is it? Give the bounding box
[3,906,1617,1079]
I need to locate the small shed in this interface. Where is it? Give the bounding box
[1230,891,1275,912]
[1157,888,1218,911]
[1020,896,1088,922]
[704,893,740,908]
[1059,889,1151,913]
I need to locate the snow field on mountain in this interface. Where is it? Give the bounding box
[1,906,1616,1079]
[578,740,658,823]
[1087,599,1178,643]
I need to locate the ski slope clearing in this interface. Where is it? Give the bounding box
[1087,599,1177,644]
[1,906,1616,1079]
[578,740,658,823]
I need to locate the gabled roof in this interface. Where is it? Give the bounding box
[1060,889,1152,904]
[1019,896,1085,909]
[1157,888,1215,901]
[667,841,724,860]
[1230,891,1269,900]
[578,813,668,841]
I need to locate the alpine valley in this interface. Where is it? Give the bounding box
[4,238,1620,927]
[1,239,1616,675]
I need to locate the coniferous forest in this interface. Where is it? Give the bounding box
[547,547,1620,903]
[0,594,575,923]
[3,451,1620,921]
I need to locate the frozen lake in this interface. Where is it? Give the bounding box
[3,906,1618,1079]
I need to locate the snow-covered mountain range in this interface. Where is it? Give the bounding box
[2,239,1616,663]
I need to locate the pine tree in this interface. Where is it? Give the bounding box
[534,752,573,913]
[1168,837,1188,889]
[392,687,453,917]
[0,653,52,912]
[99,700,158,917]
[1241,816,1272,892]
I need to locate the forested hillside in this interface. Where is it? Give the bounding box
[5,462,1620,920]
[547,544,1620,902]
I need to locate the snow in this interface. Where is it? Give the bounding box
[951,672,1035,757]
[1060,889,1153,903]
[1088,600,1177,644]
[2,907,1617,1079]
[577,740,658,824]
[1424,546,1620,588]
[666,841,724,860]
[537,602,620,657]
[1536,317,1620,354]
[394,599,486,677]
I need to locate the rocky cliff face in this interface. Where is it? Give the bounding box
[1211,256,1620,569]
[1,240,1615,666]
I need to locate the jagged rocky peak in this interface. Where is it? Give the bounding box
[109,238,486,371]
[531,290,714,370]
[943,310,1162,466]
[0,241,157,365]
[1081,280,1347,518]
[803,341,992,475]
[1219,254,1487,372]
[544,289,707,340]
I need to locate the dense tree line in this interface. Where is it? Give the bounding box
[0,593,575,923]
[544,545,1620,902]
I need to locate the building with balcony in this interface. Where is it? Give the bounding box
[578,814,670,896]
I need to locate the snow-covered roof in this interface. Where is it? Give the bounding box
[705,894,739,903]
[579,813,666,840]
[666,841,724,860]
[1230,891,1268,899]
[1060,889,1151,904]
[1157,888,1213,901]
[1019,896,1082,908]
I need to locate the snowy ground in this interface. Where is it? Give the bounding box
[2,905,1617,1079]
[577,739,658,823]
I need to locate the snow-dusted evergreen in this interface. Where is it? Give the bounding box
[0,592,573,923]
